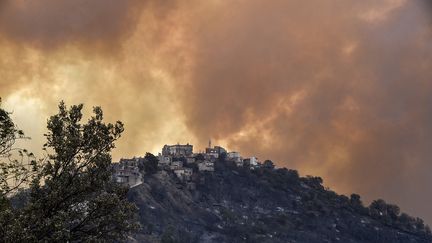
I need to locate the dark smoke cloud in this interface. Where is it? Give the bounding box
[0,0,185,157]
[0,0,147,50]
[0,0,144,97]
[176,0,432,222]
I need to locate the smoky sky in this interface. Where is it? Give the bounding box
[0,0,147,49]
[1,0,432,223]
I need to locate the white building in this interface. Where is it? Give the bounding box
[186,157,196,164]
[205,144,227,159]
[170,161,183,170]
[244,157,259,166]
[158,154,172,166]
[227,151,242,164]
[162,144,193,156]
[112,159,143,188]
[198,161,214,172]
[250,157,258,166]
[174,168,193,181]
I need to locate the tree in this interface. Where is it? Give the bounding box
[1,100,40,240]
[263,160,275,169]
[160,225,177,243]
[304,176,323,189]
[399,213,414,224]
[350,194,362,206]
[369,199,400,224]
[0,102,138,242]
[143,152,159,174]
[369,199,387,219]
[0,99,38,199]
[349,194,368,214]
[387,204,400,220]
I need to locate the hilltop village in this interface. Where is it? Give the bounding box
[112,142,261,188]
[119,143,432,242]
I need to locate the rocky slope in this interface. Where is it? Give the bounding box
[127,160,432,243]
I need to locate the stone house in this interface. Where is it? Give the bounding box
[112,159,143,188]
[170,161,183,170]
[158,154,172,167]
[162,144,193,157]
[174,167,193,181]
[204,153,217,162]
[205,145,227,159]
[227,151,242,165]
[198,160,214,172]
[243,157,259,166]
[186,157,196,164]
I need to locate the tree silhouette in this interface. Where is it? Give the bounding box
[0,102,138,241]
[144,152,159,174]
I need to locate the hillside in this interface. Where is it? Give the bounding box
[127,159,432,243]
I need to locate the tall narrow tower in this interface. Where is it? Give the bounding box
[208,139,212,149]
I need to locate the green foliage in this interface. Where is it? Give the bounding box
[303,176,324,190]
[0,101,139,242]
[349,194,369,214]
[369,199,394,222]
[144,152,159,174]
[350,194,362,205]
[161,225,177,243]
[0,98,17,154]
[263,160,275,169]
[0,99,39,199]
[368,199,430,236]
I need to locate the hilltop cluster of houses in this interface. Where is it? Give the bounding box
[112,141,259,188]
[112,157,144,188]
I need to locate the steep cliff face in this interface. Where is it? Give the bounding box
[127,161,431,243]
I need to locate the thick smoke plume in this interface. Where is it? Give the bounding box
[1,0,431,223]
